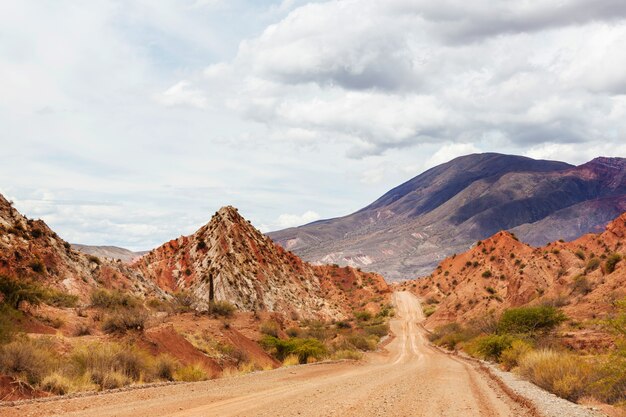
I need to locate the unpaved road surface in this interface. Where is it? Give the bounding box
[1,292,532,417]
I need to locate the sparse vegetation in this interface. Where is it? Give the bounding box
[90,289,140,309]
[605,253,622,274]
[497,306,566,335]
[209,300,236,317]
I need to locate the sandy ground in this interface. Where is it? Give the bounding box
[1,292,533,417]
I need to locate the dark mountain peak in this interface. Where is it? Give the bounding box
[361,152,571,216]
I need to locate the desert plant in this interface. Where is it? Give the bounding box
[260,320,280,337]
[174,364,208,382]
[497,306,566,335]
[102,309,147,333]
[482,270,493,278]
[90,289,140,309]
[40,373,72,395]
[572,274,592,295]
[575,250,586,260]
[331,349,363,360]
[468,335,513,361]
[500,339,533,370]
[0,304,19,343]
[0,336,57,385]
[354,311,372,321]
[153,355,179,381]
[585,257,601,273]
[0,275,46,309]
[606,253,622,274]
[209,300,236,317]
[518,349,592,401]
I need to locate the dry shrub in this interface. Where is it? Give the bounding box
[347,334,378,351]
[0,336,57,384]
[154,355,179,381]
[40,373,72,395]
[98,371,129,390]
[70,342,151,388]
[174,364,208,382]
[282,354,300,366]
[518,349,592,401]
[102,309,147,333]
[260,320,280,338]
[90,289,140,309]
[209,300,236,317]
[332,349,363,360]
[500,339,533,371]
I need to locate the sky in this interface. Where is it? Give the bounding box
[1,0,626,250]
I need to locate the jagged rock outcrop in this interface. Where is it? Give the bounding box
[134,206,389,319]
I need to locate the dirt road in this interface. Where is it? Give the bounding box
[2,292,532,417]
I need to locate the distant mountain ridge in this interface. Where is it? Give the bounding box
[269,153,626,281]
[72,244,147,263]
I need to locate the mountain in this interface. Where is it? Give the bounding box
[403,211,626,332]
[72,244,147,263]
[134,206,389,320]
[269,153,626,281]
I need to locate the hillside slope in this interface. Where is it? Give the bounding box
[269,154,626,280]
[403,211,626,330]
[0,194,160,300]
[134,206,389,320]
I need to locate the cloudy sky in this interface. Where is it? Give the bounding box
[1,0,626,250]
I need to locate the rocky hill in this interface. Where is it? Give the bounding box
[269,153,626,281]
[402,211,626,330]
[0,194,160,300]
[134,206,389,320]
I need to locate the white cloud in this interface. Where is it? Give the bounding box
[275,211,321,229]
[2,1,626,249]
[155,80,207,108]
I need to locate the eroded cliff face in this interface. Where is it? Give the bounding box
[403,212,626,329]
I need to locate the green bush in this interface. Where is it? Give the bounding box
[482,270,493,278]
[90,289,140,309]
[469,335,513,361]
[585,257,601,273]
[43,290,79,308]
[0,304,20,343]
[0,275,46,309]
[606,253,622,274]
[354,311,372,321]
[497,306,566,335]
[261,336,327,363]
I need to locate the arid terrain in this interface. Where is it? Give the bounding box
[0,292,538,417]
